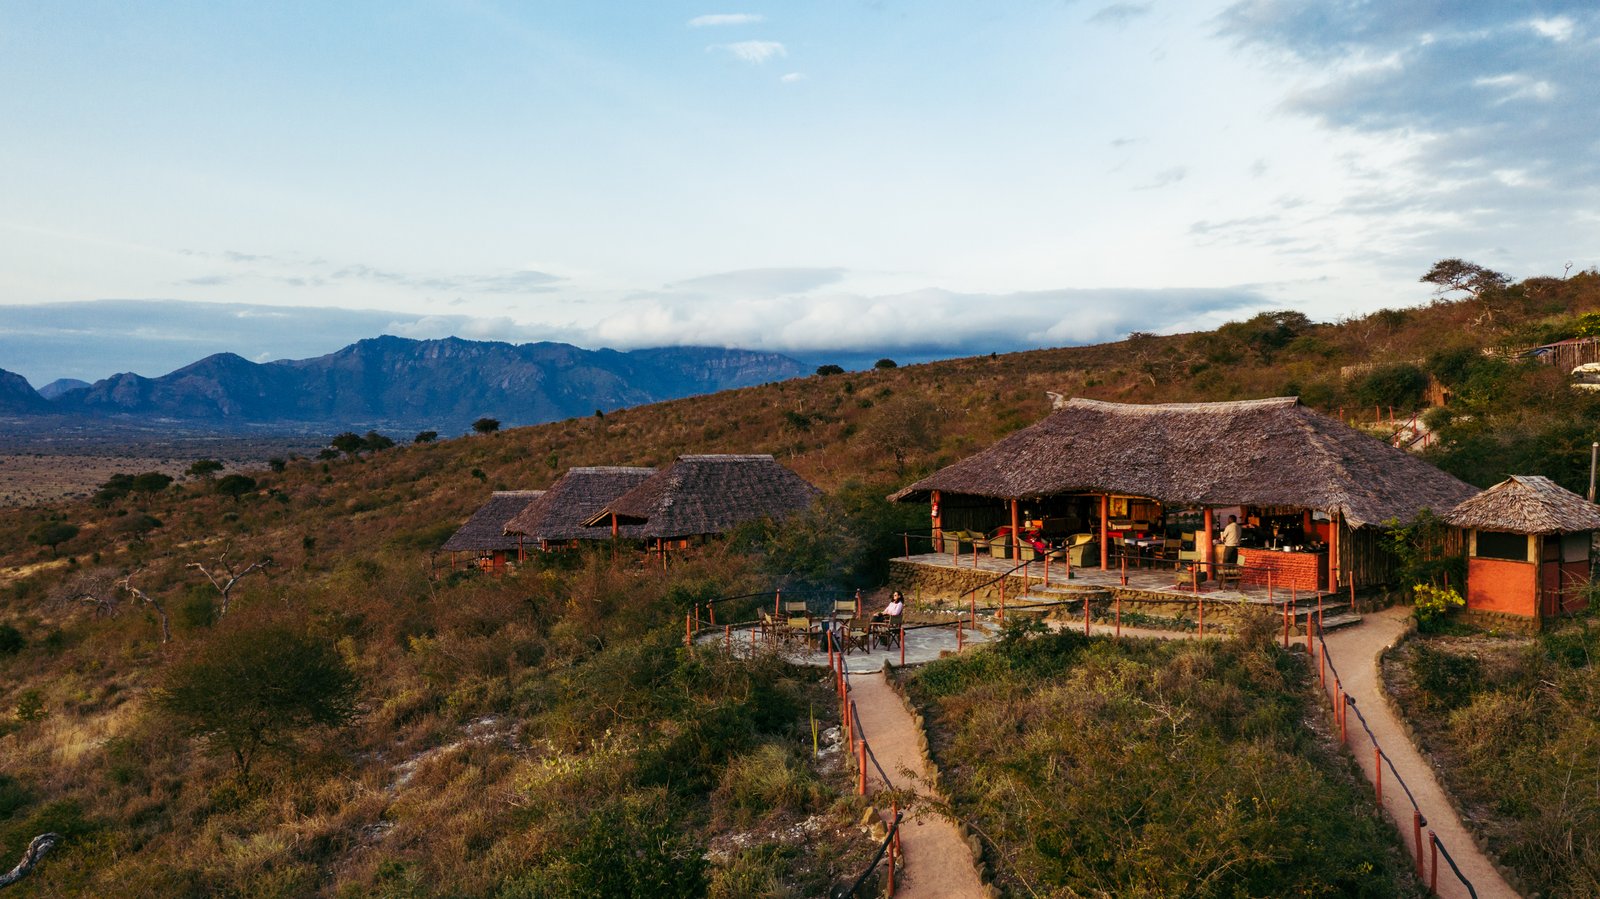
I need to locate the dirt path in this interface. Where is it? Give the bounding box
[849,670,987,899]
[1322,606,1519,899]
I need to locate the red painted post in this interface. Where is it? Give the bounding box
[899,625,906,667]
[1350,578,1356,614]
[1115,596,1122,639]
[1429,832,1438,892]
[1317,592,1324,631]
[1198,594,1204,637]
[750,628,756,652]
[1191,566,1198,594]
[858,738,867,795]
[1374,747,1383,803]
[970,595,977,628]
[1044,554,1050,584]
[892,799,902,855]
[709,603,716,626]
[685,612,692,647]
[1282,600,1290,648]
[775,591,781,618]
[1120,553,1127,586]
[904,534,910,559]
[1413,811,1424,875]
[724,624,731,651]
[887,838,896,896]
[1339,692,1347,743]
[828,628,835,668]
[1267,570,1273,602]
[1319,646,1325,685]
[1306,617,1314,654]
[1084,596,1091,636]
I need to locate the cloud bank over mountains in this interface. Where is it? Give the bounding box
[1,277,1268,386]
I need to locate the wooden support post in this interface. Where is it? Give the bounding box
[685,612,692,647]
[724,624,730,651]
[903,534,909,560]
[1413,811,1424,875]
[857,740,866,795]
[1283,599,1290,648]
[1202,507,1215,580]
[1329,512,1340,595]
[1198,594,1204,637]
[1339,691,1347,743]
[1115,596,1121,639]
[1318,592,1324,631]
[1374,747,1383,803]
[1429,832,1438,893]
[1084,596,1091,636]
[1319,646,1325,685]
[887,837,896,896]
[828,629,835,668]
[931,489,942,556]
[1100,494,1110,570]
[1010,499,1021,561]
[709,604,716,626]
[1267,570,1273,602]
[899,625,906,667]
[1120,553,1127,586]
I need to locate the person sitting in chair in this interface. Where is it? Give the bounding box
[873,592,905,623]
[1219,515,1241,565]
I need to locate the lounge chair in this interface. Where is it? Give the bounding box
[1065,533,1100,568]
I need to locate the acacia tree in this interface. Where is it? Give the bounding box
[1422,258,1511,326]
[57,568,171,643]
[153,621,358,782]
[28,522,78,557]
[472,417,501,434]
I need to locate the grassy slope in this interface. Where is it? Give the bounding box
[1,266,1598,894]
[1382,622,1600,896]
[906,621,1424,898]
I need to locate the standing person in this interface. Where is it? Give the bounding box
[1219,515,1242,565]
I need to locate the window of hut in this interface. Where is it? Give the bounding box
[1560,532,1591,562]
[1475,530,1528,561]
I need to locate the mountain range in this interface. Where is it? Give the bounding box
[0,336,807,431]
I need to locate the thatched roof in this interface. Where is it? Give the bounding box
[442,491,545,552]
[583,454,822,538]
[1444,475,1600,534]
[890,397,1479,528]
[503,467,656,541]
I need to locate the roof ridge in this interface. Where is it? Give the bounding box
[1064,396,1300,413]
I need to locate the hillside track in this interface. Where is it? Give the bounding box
[849,670,987,899]
[1322,607,1520,898]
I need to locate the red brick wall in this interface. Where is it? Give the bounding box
[1239,548,1325,592]
[1466,557,1536,616]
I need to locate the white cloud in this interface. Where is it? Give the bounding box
[1528,16,1576,43]
[689,13,764,28]
[1473,73,1556,103]
[714,40,786,63]
[780,72,806,83]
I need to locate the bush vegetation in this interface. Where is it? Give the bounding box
[1386,615,1600,896]
[905,621,1424,897]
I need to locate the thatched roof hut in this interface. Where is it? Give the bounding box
[1444,475,1600,534]
[891,397,1477,527]
[583,454,821,539]
[503,467,656,542]
[441,490,545,552]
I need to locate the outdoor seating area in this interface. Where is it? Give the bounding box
[759,596,905,654]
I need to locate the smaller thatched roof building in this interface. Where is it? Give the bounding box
[503,467,656,543]
[442,490,545,553]
[1446,475,1599,626]
[583,454,821,539]
[1444,475,1600,534]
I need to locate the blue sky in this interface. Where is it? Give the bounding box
[1,1,1596,384]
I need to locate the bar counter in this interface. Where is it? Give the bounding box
[1238,546,1327,592]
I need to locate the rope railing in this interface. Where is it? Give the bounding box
[1311,621,1478,898]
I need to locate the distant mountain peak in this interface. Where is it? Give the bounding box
[31,337,805,430]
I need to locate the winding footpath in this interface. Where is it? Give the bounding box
[848,670,987,899]
[1321,606,1519,898]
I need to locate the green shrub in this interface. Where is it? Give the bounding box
[0,623,23,656]
[712,743,824,824]
[1407,643,1482,711]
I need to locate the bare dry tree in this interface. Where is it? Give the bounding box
[54,569,121,617]
[118,569,171,645]
[0,832,60,888]
[186,546,273,617]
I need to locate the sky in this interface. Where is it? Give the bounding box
[1,1,1597,385]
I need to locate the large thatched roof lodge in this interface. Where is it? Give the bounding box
[892,397,1481,594]
[583,454,821,559]
[441,490,545,573]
